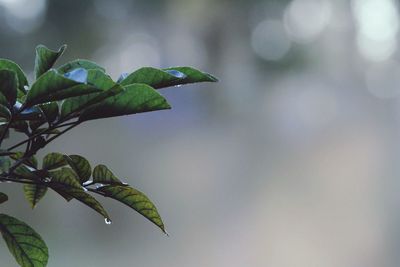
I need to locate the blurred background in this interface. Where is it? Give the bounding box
[0,0,399,266]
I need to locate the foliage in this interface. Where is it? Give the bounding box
[0,44,217,267]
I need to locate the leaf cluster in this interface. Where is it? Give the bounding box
[0,44,217,267]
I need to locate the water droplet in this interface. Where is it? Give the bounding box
[165,70,187,79]
[82,180,93,186]
[105,218,112,225]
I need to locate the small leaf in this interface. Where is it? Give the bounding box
[0,213,48,267]
[0,192,8,204]
[98,185,165,233]
[0,69,18,106]
[25,70,102,108]
[64,155,91,184]
[163,66,218,84]
[0,59,28,93]
[35,44,67,79]
[42,152,67,170]
[92,164,123,185]
[23,184,47,209]
[79,83,171,122]
[57,59,105,74]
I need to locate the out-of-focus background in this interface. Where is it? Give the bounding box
[0,0,399,266]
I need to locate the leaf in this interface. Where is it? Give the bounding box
[10,152,38,169]
[0,214,48,267]
[0,92,9,106]
[13,166,41,181]
[64,155,91,184]
[79,83,171,122]
[92,164,123,185]
[42,153,67,170]
[34,44,66,79]
[51,186,110,220]
[98,185,165,233]
[24,70,102,108]
[23,185,47,209]
[0,192,8,204]
[57,59,105,74]
[120,66,218,89]
[48,167,81,188]
[0,69,18,106]
[60,70,124,119]
[0,59,28,93]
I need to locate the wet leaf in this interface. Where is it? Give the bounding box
[98,185,165,233]
[92,164,123,185]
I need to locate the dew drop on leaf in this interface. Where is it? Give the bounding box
[165,70,186,79]
[104,218,112,225]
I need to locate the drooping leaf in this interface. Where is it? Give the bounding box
[23,184,47,209]
[92,164,123,185]
[98,185,165,233]
[24,70,102,108]
[10,152,38,169]
[42,153,67,170]
[120,66,218,89]
[60,70,124,119]
[0,59,28,93]
[57,59,105,74]
[64,155,91,184]
[34,44,66,79]
[79,83,171,122]
[0,213,48,267]
[51,186,110,220]
[0,69,18,106]
[0,192,8,204]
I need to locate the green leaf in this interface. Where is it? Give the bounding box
[64,155,91,184]
[48,167,81,188]
[10,152,38,169]
[38,102,59,124]
[34,44,67,79]
[0,192,8,204]
[51,186,110,220]
[0,69,18,106]
[60,70,124,119]
[92,164,123,185]
[13,166,40,181]
[42,152,67,170]
[0,213,48,267]
[24,69,102,108]
[79,83,171,122]
[0,92,8,106]
[120,66,218,89]
[0,59,28,93]
[23,185,47,209]
[57,59,105,74]
[98,185,165,233]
